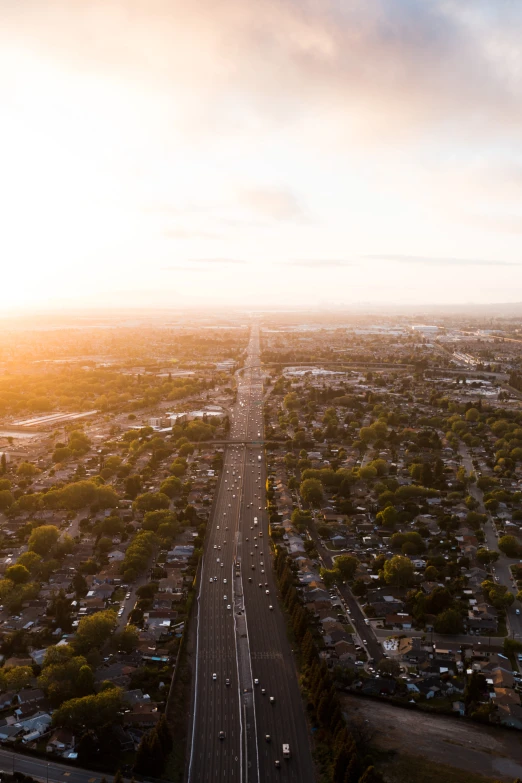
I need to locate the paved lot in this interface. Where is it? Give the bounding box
[342,695,522,781]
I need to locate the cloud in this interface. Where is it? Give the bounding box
[239,188,308,222]
[164,229,224,240]
[285,259,355,268]
[162,258,246,270]
[161,265,200,272]
[7,0,522,145]
[189,258,247,265]
[365,254,521,267]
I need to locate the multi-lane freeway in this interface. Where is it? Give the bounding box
[188,327,315,783]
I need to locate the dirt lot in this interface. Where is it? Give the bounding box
[343,695,522,782]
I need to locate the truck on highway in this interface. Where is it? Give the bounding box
[282,744,290,758]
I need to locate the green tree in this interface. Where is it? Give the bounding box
[0,666,34,692]
[159,476,182,498]
[5,564,30,585]
[382,555,415,587]
[52,447,73,463]
[39,651,94,705]
[124,474,142,499]
[476,548,500,566]
[17,461,40,477]
[0,490,14,510]
[16,551,42,575]
[359,465,377,482]
[72,572,89,598]
[335,555,359,581]
[300,478,323,506]
[433,607,463,634]
[320,567,340,588]
[28,525,60,556]
[133,492,170,513]
[73,610,118,654]
[284,392,299,411]
[376,505,398,529]
[499,535,522,558]
[52,688,123,731]
[111,625,139,654]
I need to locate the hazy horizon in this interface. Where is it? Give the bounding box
[2,0,522,311]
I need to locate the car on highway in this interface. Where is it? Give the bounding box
[224,595,227,600]
[212,673,217,680]
[210,578,213,583]
[225,678,230,686]
[269,696,275,703]
[219,731,225,740]
[223,578,227,584]
[227,604,231,610]
[265,589,270,595]
[269,604,273,610]
[265,734,271,742]
[261,688,266,694]
[254,678,259,685]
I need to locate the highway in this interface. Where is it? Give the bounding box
[188,327,315,783]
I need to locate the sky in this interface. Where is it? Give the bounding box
[1,0,522,311]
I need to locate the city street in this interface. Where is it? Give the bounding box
[460,445,522,640]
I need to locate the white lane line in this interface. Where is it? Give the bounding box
[187,550,203,782]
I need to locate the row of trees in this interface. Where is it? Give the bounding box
[134,715,173,776]
[0,479,119,515]
[274,548,384,783]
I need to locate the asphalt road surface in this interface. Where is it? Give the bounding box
[0,748,111,783]
[188,327,315,783]
[460,444,522,642]
[306,523,384,664]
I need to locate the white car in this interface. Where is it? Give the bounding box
[227,604,231,610]
[223,578,227,584]
[213,673,217,680]
[254,678,259,685]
